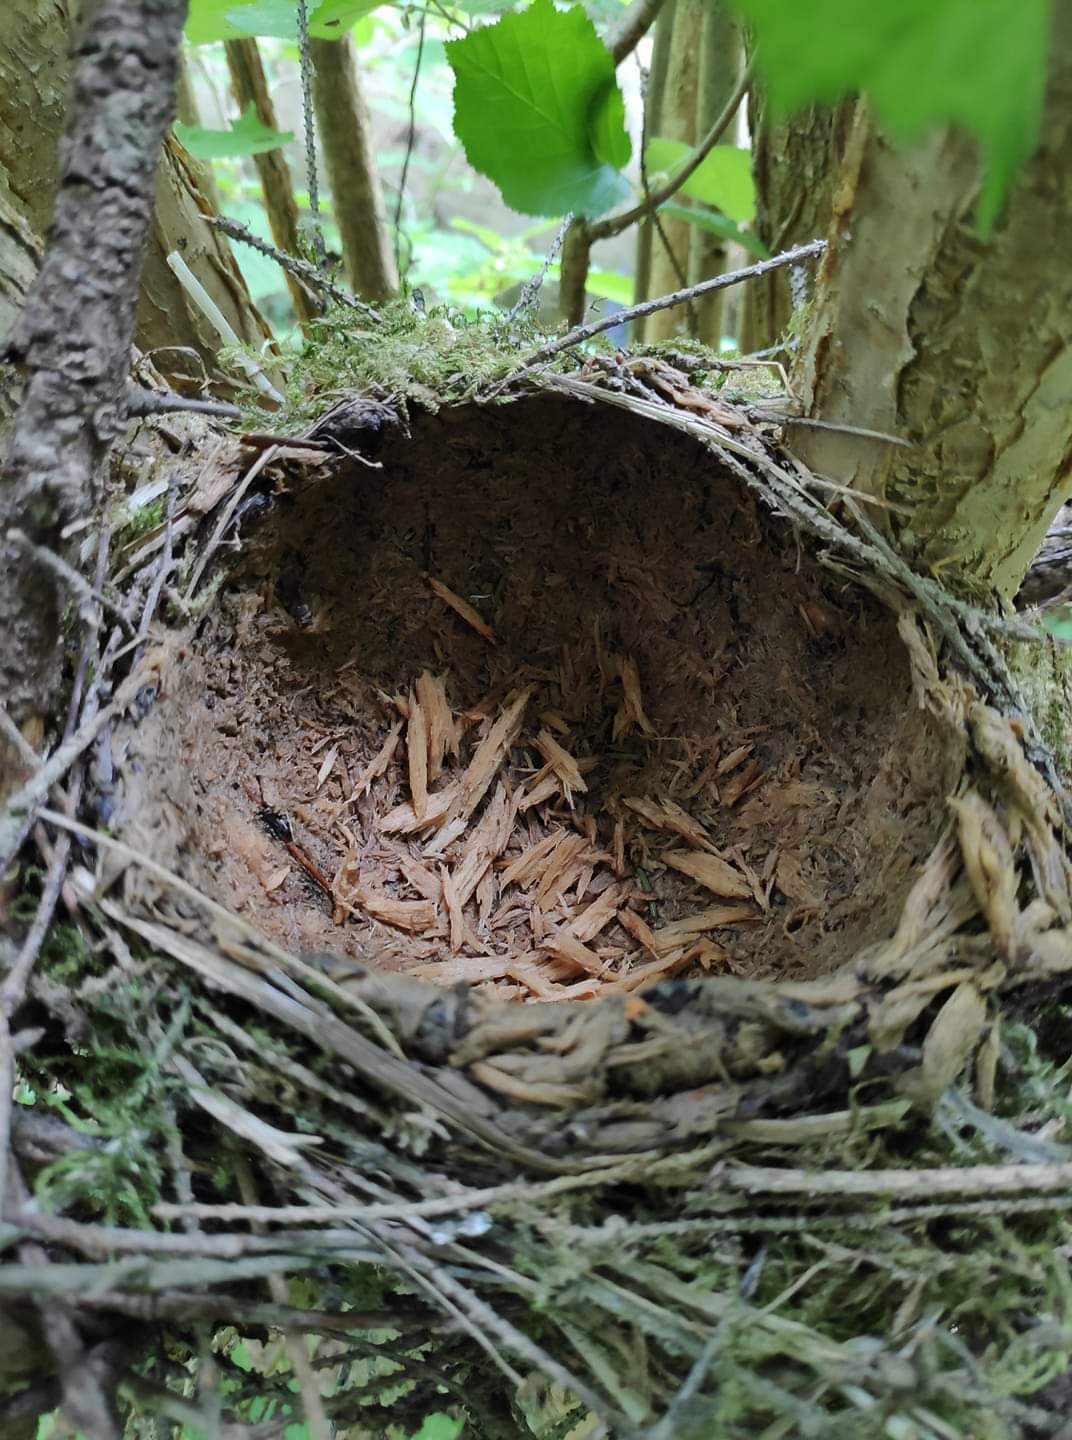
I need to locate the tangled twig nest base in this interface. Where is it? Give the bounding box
[7,350,1072,1438]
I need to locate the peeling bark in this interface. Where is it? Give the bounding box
[0,0,271,394]
[0,0,70,241]
[791,6,1072,596]
[741,91,853,353]
[0,184,41,425]
[0,0,68,421]
[138,132,279,376]
[0,0,188,723]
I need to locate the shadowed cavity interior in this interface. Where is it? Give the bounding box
[143,397,957,996]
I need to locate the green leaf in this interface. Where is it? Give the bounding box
[309,0,383,37]
[589,79,630,170]
[408,1416,464,1440]
[730,0,1050,231]
[184,0,260,43]
[646,139,755,222]
[185,0,376,43]
[446,0,631,218]
[586,268,632,304]
[175,104,294,159]
[225,0,299,39]
[656,201,769,258]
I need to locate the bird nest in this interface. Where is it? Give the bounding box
[7,345,1072,1438]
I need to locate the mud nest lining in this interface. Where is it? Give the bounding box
[138,395,957,998]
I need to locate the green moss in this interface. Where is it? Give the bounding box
[112,493,166,547]
[226,298,558,434]
[1008,630,1072,777]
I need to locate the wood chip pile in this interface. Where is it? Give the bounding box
[308,615,772,1000]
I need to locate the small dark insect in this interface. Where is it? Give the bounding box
[258,807,293,843]
[257,808,334,898]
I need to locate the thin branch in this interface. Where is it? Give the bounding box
[487,239,826,390]
[588,58,754,244]
[608,0,669,64]
[72,1287,437,1333]
[0,697,122,877]
[720,1160,1072,1200]
[294,0,325,268]
[125,388,241,421]
[209,216,382,319]
[0,704,41,767]
[235,1155,332,1440]
[507,213,573,322]
[182,443,280,601]
[224,36,319,326]
[5,530,133,637]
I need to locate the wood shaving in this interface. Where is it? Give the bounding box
[428,575,496,642]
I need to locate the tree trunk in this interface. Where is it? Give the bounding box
[686,5,740,347]
[786,6,1072,596]
[310,35,398,303]
[136,134,280,384]
[0,0,273,390]
[1,0,188,726]
[643,0,702,340]
[225,37,318,327]
[632,0,674,334]
[740,92,853,354]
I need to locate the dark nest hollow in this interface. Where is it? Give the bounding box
[127,394,959,999]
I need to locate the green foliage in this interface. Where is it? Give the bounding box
[646,139,756,223]
[277,300,537,422]
[304,0,384,37]
[656,201,768,258]
[175,103,293,159]
[408,1415,463,1440]
[184,0,380,45]
[446,0,631,218]
[731,0,1050,231]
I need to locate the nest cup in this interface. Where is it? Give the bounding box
[121,393,960,999]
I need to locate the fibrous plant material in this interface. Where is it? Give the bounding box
[6,338,1072,1440]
